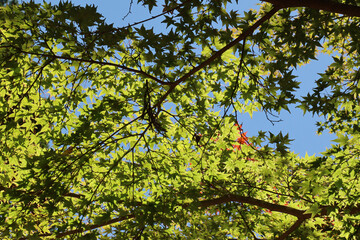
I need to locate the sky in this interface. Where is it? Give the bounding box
[31,0,336,156]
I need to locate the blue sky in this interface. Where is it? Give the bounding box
[32,0,335,156]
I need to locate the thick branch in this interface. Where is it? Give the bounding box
[198,195,317,239]
[199,194,360,239]
[199,194,305,218]
[263,0,360,17]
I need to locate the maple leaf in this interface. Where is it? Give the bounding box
[236,132,249,145]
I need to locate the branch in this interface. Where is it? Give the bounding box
[154,6,280,109]
[198,194,315,239]
[277,217,306,240]
[30,214,135,239]
[58,214,135,238]
[122,0,133,20]
[1,58,52,121]
[20,193,360,239]
[263,0,360,17]
[238,208,261,240]
[0,184,85,199]
[199,194,305,218]
[15,49,172,86]
[199,194,360,239]
[116,0,192,30]
[63,192,85,199]
[198,194,311,239]
[42,193,302,239]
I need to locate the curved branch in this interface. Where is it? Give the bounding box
[199,194,305,218]
[263,0,360,17]
[199,194,360,239]
[198,194,315,239]
[116,0,192,30]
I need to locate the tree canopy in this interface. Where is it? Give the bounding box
[1,0,360,239]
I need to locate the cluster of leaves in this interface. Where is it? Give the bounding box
[0,0,360,239]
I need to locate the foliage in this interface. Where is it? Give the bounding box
[0,0,17,6]
[1,0,360,239]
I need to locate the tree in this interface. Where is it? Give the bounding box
[0,0,360,239]
[0,0,17,6]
